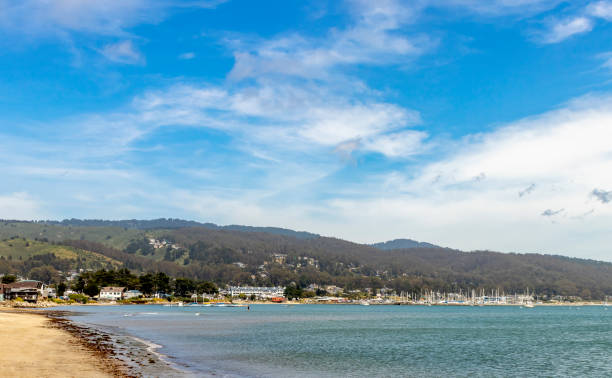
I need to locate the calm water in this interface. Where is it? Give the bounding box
[55,304,612,377]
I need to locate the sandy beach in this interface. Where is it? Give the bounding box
[0,311,121,378]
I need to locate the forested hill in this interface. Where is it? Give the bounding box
[372,239,440,250]
[1,220,611,299]
[38,218,320,239]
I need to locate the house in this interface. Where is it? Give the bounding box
[4,280,44,302]
[123,290,143,299]
[99,287,126,301]
[43,287,56,298]
[324,285,342,295]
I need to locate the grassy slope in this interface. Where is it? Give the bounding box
[0,238,122,269]
[0,222,144,250]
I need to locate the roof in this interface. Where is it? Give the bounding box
[100,287,126,292]
[8,280,42,289]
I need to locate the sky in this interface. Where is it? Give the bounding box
[1,0,612,261]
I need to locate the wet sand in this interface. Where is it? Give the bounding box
[0,310,126,378]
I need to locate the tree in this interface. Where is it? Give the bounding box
[154,272,171,294]
[139,273,154,295]
[174,277,195,297]
[1,274,17,284]
[284,284,303,299]
[198,281,219,294]
[57,282,67,297]
[29,266,59,284]
[73,276,86,293]
[84,283,99,297]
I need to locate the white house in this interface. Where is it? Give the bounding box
[99,287,126,301]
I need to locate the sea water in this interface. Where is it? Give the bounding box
[55,304,612,377]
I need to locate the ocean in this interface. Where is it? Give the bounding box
[53,304,612,377]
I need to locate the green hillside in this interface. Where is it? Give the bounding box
[0,237,122,282]
[1,220,612,299]
[0,221,144,250]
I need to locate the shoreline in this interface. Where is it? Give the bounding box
[43,309,187,377]
[0,307,185,377]
[0,308,128,377]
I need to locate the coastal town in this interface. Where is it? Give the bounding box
[0,273,603,307]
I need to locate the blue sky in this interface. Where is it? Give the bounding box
[2,0,612,260]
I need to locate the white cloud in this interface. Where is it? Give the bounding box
[540,16,594,44]
[0,0,225,37]
[129,82,423,155]
[178,52,195,60]
[0,0,159,37]
[316,94,612,260]
[0,192,43,220]
[587,1,612,21]
[229,0,432,80]
[100,40,144,65]
[362,130,428,158]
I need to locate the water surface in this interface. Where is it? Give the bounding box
[56,304,612,377]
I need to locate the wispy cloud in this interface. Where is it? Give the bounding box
[0,0,224,63]
[229,0,434,80]
[587,1,612,21]
[178,52,195,60]
[0,192,43,220]
[100,40,144,65]
[0,0,225,37]
[539,16,594,44]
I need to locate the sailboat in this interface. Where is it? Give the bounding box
[524,288,535,308]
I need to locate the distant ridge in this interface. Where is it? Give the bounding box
[372,238,440,250]
[39,218,320,240]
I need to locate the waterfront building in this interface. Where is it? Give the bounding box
[99,287,126,301]
[228,286,285,299]
[2,280,44,302]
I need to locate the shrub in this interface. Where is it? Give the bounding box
[68,293,89,304]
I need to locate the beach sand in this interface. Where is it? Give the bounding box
[0,311,120,378]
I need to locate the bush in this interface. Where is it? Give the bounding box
[68,293,89,304]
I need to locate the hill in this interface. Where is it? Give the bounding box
[37,218,320,239]
[1,220,611,299]
[372,238,439,250]
[0,236,122,282]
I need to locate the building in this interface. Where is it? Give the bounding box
[325,285,342,295]
[272,254,287,264]
[228,286,285,299]
[3,280,44,302]
[99,287,126,301]
[43,287,56,298]
[123,290,143,299]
